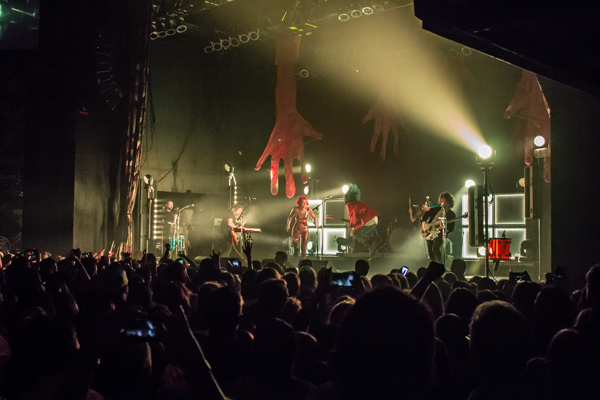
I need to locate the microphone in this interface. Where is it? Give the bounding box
[246,197,257,200]
[324,195,333,200]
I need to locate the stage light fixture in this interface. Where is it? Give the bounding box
[477,145,493,159]
[519,178,526,187]
[533,135,546,147]
[143,174,153,186]
[307,241,314,251]
[224,163,234,173]
[478,247,486,257]
[338,13,349,21]
[362,7,374,15]
[465,179,475,188]
[342,184,349,194]
[304,185,309,195]
[534,147,551,158]
[350,10,362,18]
[305,164,311,173]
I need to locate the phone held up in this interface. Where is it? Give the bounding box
[119,316,156,341]
[331,272,354,287]
[401,266,409,276]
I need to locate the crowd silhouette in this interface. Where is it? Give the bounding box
[0,244,597,399]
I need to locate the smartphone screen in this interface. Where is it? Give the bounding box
[120,317,156,340]
[401,266,409,276]
[332,272,353,287]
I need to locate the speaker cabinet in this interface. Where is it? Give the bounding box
[468,185,484,246]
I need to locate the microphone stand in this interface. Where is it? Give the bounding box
[310,203,322,260]
[318,196,332,260]
[173,204,194,255]
[235,203,251,260]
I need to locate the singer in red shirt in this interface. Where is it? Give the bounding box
[327,184,381,257]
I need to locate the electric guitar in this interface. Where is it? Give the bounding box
[231,219,246,245]
[420,211,468,240]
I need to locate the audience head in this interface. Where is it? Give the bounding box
[470,300,532,383]
[444,272,457,285]
[445,287,478,325]
[205,286,243,335]
[354,259,370,277]
[241,269,259,300]
[282,272,300,298]
[274,251,288,269]
[512,280,542,322]
[370,274,393,289]
[328,298,355,327]
[477,277,497,292]
[298,259,314,269]
[256,267,281,288]
[450,259,467,279]
[258,279,289,319]
[265,261,284,275]
[254,318,296,378]
[298,266,317,290]
[331,286,434,399]
[476,289,498,304]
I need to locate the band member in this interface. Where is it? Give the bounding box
[228,204,246,256]
[328,184,381,257]
[421,192,456,264]
[286,196,317,259]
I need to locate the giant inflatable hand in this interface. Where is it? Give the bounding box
[255,35,322,198]
[505,69,551,182]
[362,63,409,160]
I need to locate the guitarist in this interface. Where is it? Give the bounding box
[421,192,456,264]
[228,204,246,257]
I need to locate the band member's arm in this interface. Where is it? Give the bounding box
[286,208,296,232]
[160,243,171,264]
[409,208,418,223]
[227,218,236,229]
[179,252,198,270]
[308,207,318,226]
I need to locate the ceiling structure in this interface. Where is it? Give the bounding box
[151,0,416,43]
[152,0,600,96]
[413,0,600,96]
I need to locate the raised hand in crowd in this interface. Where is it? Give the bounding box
[211,250,220,270]
[243,241,252,268]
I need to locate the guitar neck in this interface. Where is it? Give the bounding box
[327,216,350,223]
